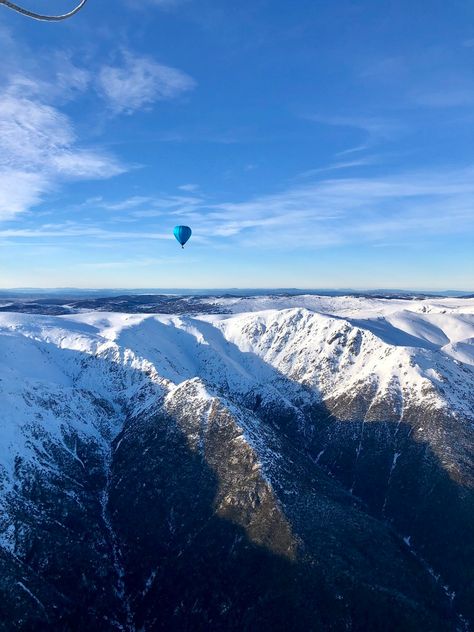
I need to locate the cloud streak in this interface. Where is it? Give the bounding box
[97,52,196,115]
[0,28,197,222]
[0,77,125,221]
[0,224,172,240]
[180,166,474,248]
[6,165,474,254]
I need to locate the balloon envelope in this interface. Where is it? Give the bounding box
[173,225,192,247]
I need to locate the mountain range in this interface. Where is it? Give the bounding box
[0,294,472,630]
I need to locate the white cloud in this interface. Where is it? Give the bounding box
[0,28,195,222]
[0,94,72,168]
[296,157,378,179]
[307,114,402,155]
[99,196,155,211]
[309,115,398,138]
[0,171,46,222]
[95,193,203,218]
[0,223,171,240]
[182,167,474,248]
[0,79,125,221]
[48,166,474,250]
[5,166,474,254]
[97,52,196,114]
[50,151,124,179]
[0,25,92,105]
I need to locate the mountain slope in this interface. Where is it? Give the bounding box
[0,298,472,630]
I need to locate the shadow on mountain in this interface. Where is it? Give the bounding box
[254,385,474,629]
[345,317,442,349]
[109,409,331,631]
[0,327,472,631]
[108,402,459,632]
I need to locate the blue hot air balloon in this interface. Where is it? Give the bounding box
[173,225,192,248]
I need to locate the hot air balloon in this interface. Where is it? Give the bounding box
[173,225,192,249]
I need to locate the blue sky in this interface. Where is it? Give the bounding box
[0,0,473,289]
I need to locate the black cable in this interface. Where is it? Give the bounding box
[0,0,88,21]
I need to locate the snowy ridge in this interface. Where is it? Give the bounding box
[1,297,473,500]
[71,300,474,422]
[214,307,474,417]
[0,296,473,629]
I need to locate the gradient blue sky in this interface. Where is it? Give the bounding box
[0,0,473,289]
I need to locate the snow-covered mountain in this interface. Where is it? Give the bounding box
[0,296,473,630]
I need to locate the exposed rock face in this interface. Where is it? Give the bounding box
[0,298,472,630]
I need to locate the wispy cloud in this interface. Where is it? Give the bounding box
[0,171,45,222]
[97,51,196,115]
[180,166,474,248]
[0,26,92,105]
[296,157,378,179]
[310,115,399,138]
[99,196,155,211]
[6,165,474,253]
[306,114,403,156]
[0,224,172,240]
[91,194,203,222]
[0,26,198,223]
[0,79,125,221]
